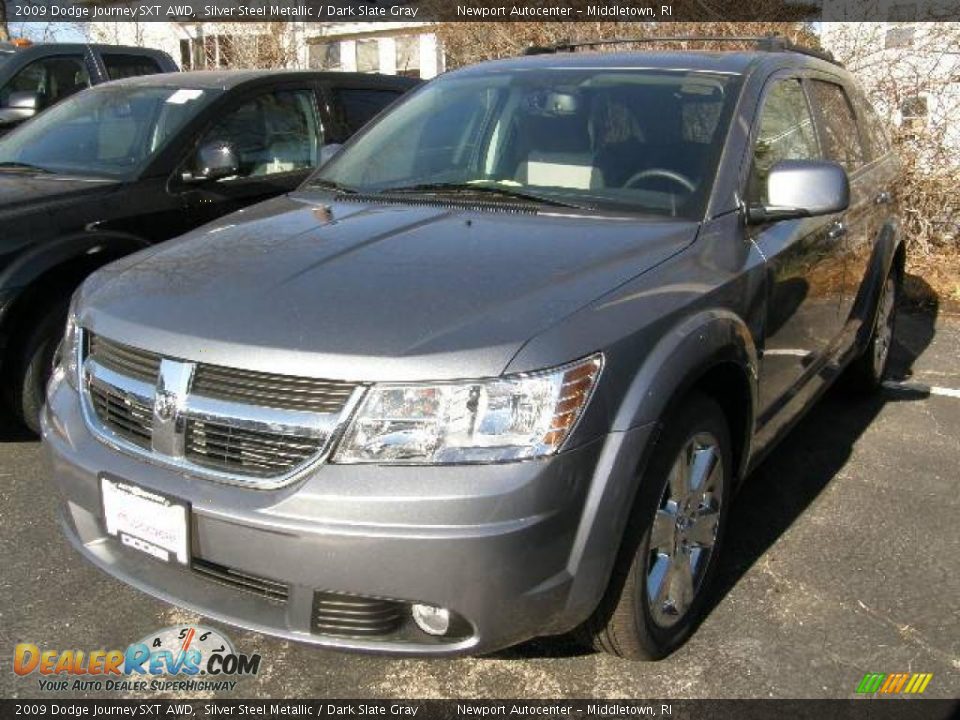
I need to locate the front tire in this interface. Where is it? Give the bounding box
[581,392,731,660]
[4,299,69,435]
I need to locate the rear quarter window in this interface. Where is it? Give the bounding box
[101,53,163,81]
[331,88,402,134]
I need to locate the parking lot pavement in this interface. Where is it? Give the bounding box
[1,306,958,701]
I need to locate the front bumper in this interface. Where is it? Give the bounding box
[43,372,654,655]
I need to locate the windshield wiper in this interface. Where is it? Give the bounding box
[307,178,358,194]
[0,161,52,174]
[379,182,586,209]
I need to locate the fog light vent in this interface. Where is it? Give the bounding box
[311,591,404,637]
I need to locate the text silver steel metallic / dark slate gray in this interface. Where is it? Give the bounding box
[43,45,904,658]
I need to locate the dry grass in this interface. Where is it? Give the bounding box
[904,252,960,312]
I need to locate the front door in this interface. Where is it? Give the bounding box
[748,76,849,423]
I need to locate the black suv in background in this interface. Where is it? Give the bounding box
[0,69,419,432]
[0,41,178,135]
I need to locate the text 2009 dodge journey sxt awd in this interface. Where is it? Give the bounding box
[44,40,902,659]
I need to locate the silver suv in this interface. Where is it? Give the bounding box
[44,38,902,659]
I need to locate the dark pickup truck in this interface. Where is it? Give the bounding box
[0,69,418,432]
[0,41,178,136]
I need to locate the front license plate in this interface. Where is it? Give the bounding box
[100,475,189,565]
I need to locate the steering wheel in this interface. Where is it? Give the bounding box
[624,168,696,193]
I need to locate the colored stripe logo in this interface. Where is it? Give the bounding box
[856,672,933,694]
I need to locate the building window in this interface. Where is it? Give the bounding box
[885,25,916,48]
[900,94,929,134]
[179,35,233,69]
[396,36,420,78]
[309,42,341,70]
[356,39,379,73]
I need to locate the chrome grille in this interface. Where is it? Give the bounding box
[88,381,153,449]
[88,334,161,384]
[192,365,355,413]
[79,330,362,489]
[185,419,323,477]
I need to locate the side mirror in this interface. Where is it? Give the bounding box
[747,159,850,224]
[319,142,342,167]
[0,90,39,124]
[184,140,240,183]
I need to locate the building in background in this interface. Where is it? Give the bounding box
[88,21,444,79]
[819,20,960,155]
[304,23,442,78]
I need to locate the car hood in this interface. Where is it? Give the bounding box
[0,172,116,214]
[83,194,699,381]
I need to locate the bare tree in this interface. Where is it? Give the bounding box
[436,20,819,68]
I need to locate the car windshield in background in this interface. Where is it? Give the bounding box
[0,85,219,178]
[312,69,741,218]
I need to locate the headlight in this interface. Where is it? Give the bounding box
[333,354,603,464]
[58,295,81,390]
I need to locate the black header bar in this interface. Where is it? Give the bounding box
[6,0,960,23]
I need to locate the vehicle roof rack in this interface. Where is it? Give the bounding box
[523,35,840,66]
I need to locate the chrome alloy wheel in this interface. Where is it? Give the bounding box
[646,432,724,628]
[873,277,896,378]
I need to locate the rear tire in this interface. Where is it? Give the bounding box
[846,271,898,393]
[4,299,69,436]
[579,392,731,660]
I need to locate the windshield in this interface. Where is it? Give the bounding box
[312,68,741,218]
[0,84,219,178]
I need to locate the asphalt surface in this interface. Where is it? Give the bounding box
[1,306,958,701]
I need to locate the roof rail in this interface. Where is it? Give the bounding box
[523,35,840,66]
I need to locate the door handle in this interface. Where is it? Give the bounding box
[874,191,892,205]
[827,221,847,240]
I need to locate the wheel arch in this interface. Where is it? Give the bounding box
[851,220,905,351]
[560,309,759,629]
[0,232,149,365]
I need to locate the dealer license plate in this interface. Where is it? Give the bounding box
[100,475,189,565]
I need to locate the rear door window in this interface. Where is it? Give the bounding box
[101,54,164,81]
[808,80,867,172]
[848,86,892,160]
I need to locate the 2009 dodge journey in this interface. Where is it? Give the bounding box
[44,39,902,659]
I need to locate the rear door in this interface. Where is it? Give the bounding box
[806,78,873,333]
[749,75,848,421]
